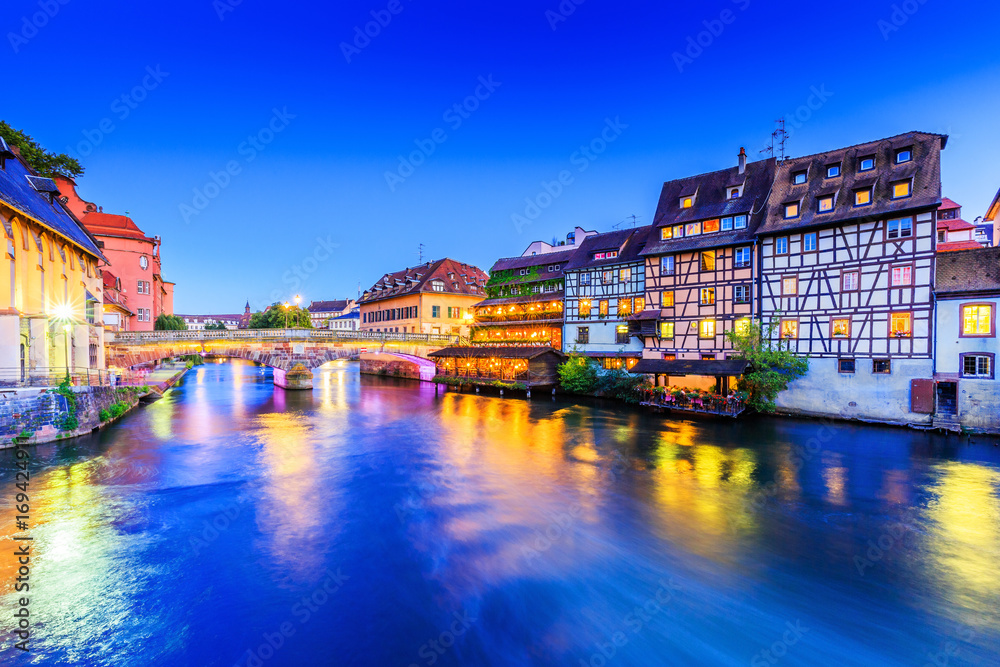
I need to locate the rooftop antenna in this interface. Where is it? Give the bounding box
[418,243,424,264]
[760,118,789,162]
[612,214,641,230]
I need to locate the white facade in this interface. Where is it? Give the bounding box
[934,295,999,433]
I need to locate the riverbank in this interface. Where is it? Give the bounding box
[1,363,190,448]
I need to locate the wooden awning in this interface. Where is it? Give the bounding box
[630,359,750,376]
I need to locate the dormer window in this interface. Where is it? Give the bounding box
[680,196,694,209]
[895,148,912,164]
[730,188,740,199]
[660,227,672,240]
[859,156,875,172]
[854,187,873,207]
[826,163,841,178]
[430,279,445,292]
[792,171,807,185]
[891,179,912,199]
[784,202,800,219]
[817,195,834,213]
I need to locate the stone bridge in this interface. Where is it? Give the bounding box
[106,329,458,389]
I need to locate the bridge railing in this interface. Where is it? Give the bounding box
[110,329,460,346]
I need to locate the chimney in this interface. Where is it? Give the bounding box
[738,147,747,175]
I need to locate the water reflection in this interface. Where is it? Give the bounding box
[0,361,998,666]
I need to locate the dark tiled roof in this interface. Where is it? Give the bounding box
[308,300,350,313]
[935,247,1000,295]
[758,131,946,236]
[475,293,565,307]
[631,358,750,376]
[562,226,652,271]
[641,157,776,256]
[490,247,580,274]
[427,346,565,359]
[359,258,488,305]
[0,154,105,259]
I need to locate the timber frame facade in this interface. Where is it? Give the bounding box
[638,153,777,363]
[562,227,649,368]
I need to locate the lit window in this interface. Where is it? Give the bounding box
[673,225,684,238]
[703,219,720,234]
[890,312,912,337]
[895,148,912,163]
[701,288,715,305]
[660,227,672,240]
[792,171,807,185]
[602,270,614,284]
[620,267,631,282]
[838,358,855,373]
[962,304,994,336]
[887,217,913,239]
[962,354,992,378]
[734,285,750,303]
[842,271,859,291]
[818,196,834,213]
[734,318,750,336]
[599,300,609,317]
[721,217,733,231]
[891,180,911,199]
[662,291,675,307]
[891,265,912,286]
[780,320,798,339]
[831,318,850,338]
[859,156,875,171]
[803,232,817,252]
[685,222,702,237]
[579,300,591,318]
[700,251,716,271]
[699,320,716,338]
[873,359,891,374]
[782,276,798,296]
[784,202,800,219]
[661,256,675,276]
[855,188,872,206]
[634,297,645,312]
[734,247,751,268]
[660,322,674,339]
[826,164,841,178]
[776,237,789,254]
[577,326,589,344]
[734,215,748,229]
[681,196,693,208]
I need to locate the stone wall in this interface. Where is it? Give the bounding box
[360,356,425,381]
[0,385,145,448]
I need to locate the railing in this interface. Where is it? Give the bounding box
[110,329,460,345]
[437,368,530,383]
[0,367,149,389]
[639,390,746,417]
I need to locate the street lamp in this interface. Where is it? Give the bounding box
[62,323,72,381]
[293,295,301,328]
[283,301,290,329]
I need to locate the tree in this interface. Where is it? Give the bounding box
[557,354,601,394]
[725,317,809,413]
[247,304,313,329]
[204,321,227,330]
[0,121,84,179]
[154,314,188,331]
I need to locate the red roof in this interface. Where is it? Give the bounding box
[102,270,118,288]
[82,212,150,240]
[937,218,976,232]
[939,197,961,211]
[938,240,984,252]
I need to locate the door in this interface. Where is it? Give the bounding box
[935,382,958,416]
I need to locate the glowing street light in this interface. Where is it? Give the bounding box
[293,294,301,328]
[283,301,290,329]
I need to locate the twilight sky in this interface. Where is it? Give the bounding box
[5,0,999,313]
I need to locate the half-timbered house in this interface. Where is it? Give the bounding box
[757,131,946,425]
[635,150,776,388]
[562,227,650,369]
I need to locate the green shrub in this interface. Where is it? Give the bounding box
[54,377,79,431]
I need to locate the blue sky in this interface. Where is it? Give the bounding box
[4,0,999,313]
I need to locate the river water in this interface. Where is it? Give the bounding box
[1,360,998,666]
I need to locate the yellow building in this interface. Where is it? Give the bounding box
[0,143,107,383]
[359,258,488,336]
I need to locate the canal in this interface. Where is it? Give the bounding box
[1,360,999,666]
